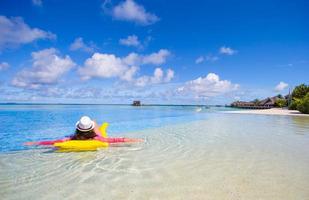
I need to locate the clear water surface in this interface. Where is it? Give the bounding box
[1,104,309,199]
[0,104,226,152]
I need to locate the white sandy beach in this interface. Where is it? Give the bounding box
[226,108,309,117]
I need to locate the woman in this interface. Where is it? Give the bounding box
[25,116,143,146]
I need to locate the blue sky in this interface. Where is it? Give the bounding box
[0,0,308,104]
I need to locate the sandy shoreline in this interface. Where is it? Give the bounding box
[225,108,309,117]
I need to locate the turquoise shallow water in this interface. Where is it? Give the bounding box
[1,105,309,199]
[0,104,225,152]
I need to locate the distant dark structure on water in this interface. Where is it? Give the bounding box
[132,101,141,106]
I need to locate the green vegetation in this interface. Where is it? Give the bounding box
[297,93,309,114]
[274,99,287,108]
[289,100,299,110]
[291,84,309,99]
[289,84,309,114]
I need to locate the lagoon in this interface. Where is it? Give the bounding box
[0,105,309,199]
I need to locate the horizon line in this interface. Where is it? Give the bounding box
[0,102,228,107]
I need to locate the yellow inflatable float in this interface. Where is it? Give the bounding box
[54,122,109,151]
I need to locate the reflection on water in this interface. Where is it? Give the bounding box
[291,116,309,135]
[1,113,309,199]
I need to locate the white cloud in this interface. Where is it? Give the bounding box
[0,16,56,50]
[122,49,171,66]
[0,62,9,71]
[78,51,174,86]
[275,81,288,92]
[195,56,204,64]
[142,49,170,65]
[79,53,136,81]
[219,46,237,55]
[12,48,75,89]
[69,37,96,53]
[195,55,219,64]
[122,52,141,65]
[110,0,159,25]
[32,0,42,6]
[165,69,174,82]
[121,66,139,82]
[134,68,174,87]
[119,35,141,47]
[177,73,239,98]
[205,55,219,62]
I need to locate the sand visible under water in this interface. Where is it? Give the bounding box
[1,114,309,200]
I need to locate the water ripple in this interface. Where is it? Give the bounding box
[1,114,309,199]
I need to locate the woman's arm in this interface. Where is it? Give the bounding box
[93,121,143,143]
[93,121,101,135]
[95,135,124,143]
[95,135,143,143]
[122,138,144,143]
[24,138,70,146]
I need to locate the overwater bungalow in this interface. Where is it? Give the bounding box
[231,101,256,108]
[231,96,284,109]
[132,101,141,106]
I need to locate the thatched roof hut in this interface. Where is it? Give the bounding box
[231,95,284,109]
[258,96,281,107]
[231,101,255,108]
[132,101,141,106]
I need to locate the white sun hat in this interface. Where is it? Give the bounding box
[75,116,95,132]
